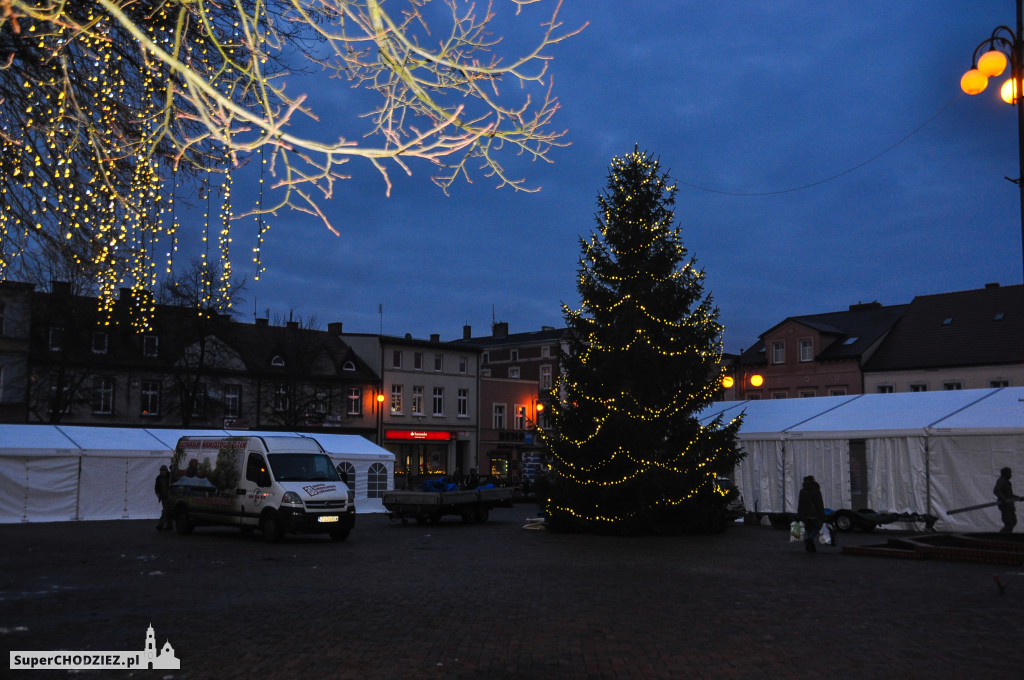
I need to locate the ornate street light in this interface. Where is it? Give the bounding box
[961,0,1024,280]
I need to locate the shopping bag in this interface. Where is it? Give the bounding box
[818,523,836,546]
[789,520,805,543]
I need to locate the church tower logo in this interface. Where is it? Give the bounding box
[143,624,180,670]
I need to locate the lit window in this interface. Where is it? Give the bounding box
[140,380,161,416]
[412,386,424,415]
[391,384,403,414]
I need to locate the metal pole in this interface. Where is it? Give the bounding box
[1017,0,1024,281]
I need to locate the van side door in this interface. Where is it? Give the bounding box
[240,451,272,526]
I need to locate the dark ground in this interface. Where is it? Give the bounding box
[2,507,1023,679]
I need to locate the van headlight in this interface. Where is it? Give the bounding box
[282,491,303,506]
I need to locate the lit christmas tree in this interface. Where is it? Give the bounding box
[540,148,742,535]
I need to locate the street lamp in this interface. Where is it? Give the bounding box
[961,0,1024,280]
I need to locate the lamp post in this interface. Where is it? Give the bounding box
[961,0,1024,280]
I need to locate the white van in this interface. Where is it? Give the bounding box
[168,435,355,542]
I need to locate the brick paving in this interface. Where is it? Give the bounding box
[2,507,1023,679]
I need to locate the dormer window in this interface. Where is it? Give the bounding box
[271,355,285,367]
[143,334,159,357]
[343,360,356,371]
[942,317,953,326]
[994,313,1005,321]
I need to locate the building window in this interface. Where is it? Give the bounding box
[434,354,443,372]
[271,355,285,367]
[143,334,159,358]
[493,403,506,429]
[140,380,161,416]
[411,386,424,415]
[367,462,388,499]
[510,349,519,361]
[315,389,330,414]
[336,461,356,489]
[92,331,108,354]
[392,350,403,369]
[943,381,963,391]
[798,339,813,363]
[540,365,552,390]
[92,377,114,415]
[542,346,550,358]
[192,382,206,418]
[771,341,785,364]
[342,360,356,371]
[48,380,72,414]
[829,388,847,396]
[49,327,63,352]
[347,388,362,415]
[509,366,520,379]
[224,385,242,418]
[432,387,444,415]
[457,388,469,417]
[991,379,1010,387]
[482,351,489,363]
[459,356,468,374]
[910,383,928,392]
[798,390,815,398]
[414,352,423,370]
[390,384,403,414]
[771,392,788,399]
[514,405,526,429]
[877,385,894,394]
[273,385,289,412]
[0,302,4,335]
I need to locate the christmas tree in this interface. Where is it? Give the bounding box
[540,148,742,535]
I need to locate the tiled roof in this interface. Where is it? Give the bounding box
[863,284,1024,371]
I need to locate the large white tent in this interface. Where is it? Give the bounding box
[0,426,395,523]
[704,388,1024,532]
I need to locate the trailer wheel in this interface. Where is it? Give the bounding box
[833,512,854,533]
[475,507,490,523]
[260,512,283,543]
[174,507,193,535]
[461,509,475,523]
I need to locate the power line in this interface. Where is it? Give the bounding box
[678,93,962,197]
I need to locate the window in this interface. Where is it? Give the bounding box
[411,386,424,415]
[192,382,206,418]
[246,453,268,484]
[771,341,785,364]
[432,387,444,415]
[367,462,388,499]
[509,366,520,379]
[482,351,489,363]
[271,355,285,367]
[540,365,552,390]
[273,385,289,412]
[0,302,4,335]
[92,331,108,354]
[336,461,357,488]
[829,388,847,396]
[493,403,506,429]
[140,380,161,416]
[143,334,159,357]
[434,354,443,372]
[414,352,423,370]
[459,356,468,374]
[92,377,114,415]
[991,379,1010,387]
[49,326,63,352]
[224,385,242,418]
[347,388,362,415]
[771,392,788,399]
[876,385,894,394]
[392,350,403,369]
[542,346,550,358]
[514,404,526,429]
[315,389,330,414]
[510,349,519,361]
[798,339,813,363]
[342,360,356,372]
[943,381,963,391]
[910,383,928,393]
[798,390,815,398]
[457,388,469,417]
[390,384,403,414]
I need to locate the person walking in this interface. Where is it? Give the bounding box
[154,465,172,531]
[994,467,1020,534]
[797,475,827,553]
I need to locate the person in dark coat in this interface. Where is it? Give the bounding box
[994,467,1020,533]
[465,468,480,490]
[155,465,172,531]
[797,475,827,553]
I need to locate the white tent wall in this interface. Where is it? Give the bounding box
[928,433,1024,532]
[865,436,929,530]
[0,455,79,522]
[734,438,784,513]
[784,439,851,513]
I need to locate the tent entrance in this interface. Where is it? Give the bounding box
[849,439,867,510]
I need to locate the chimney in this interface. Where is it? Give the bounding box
[328,321,344,334]
[286,320,299,330]
[492,321,509,338]
[463,325,472,340]
[430,333,440,343]
[255,317,269,327]
[985,282,1001,289]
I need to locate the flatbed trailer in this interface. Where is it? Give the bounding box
[382,487,516,525]
[748,508,938,532]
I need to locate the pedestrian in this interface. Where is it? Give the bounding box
[994,467,1020,533]
[797,475,826,553]
[465,468,480,490]
[155,465,172,531]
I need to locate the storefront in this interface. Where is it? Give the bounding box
[384,429,453,488]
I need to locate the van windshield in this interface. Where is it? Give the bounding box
[267,453,341,482]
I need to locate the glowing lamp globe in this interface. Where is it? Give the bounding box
[721,376,735,389]
[978,50,1008,77]
[961,68,988,95]
[1001,77,1020,104]
[749,374,764,388]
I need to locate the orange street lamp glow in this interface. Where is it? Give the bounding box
[749,374,764,388]
[961,68,988,95]
[1002,77,1021,103]
[979,49,1009,77]
[721,376,735,389]
[376,393,385,403]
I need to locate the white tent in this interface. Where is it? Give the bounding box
[705,388,1024,532]
[0,426,394,523]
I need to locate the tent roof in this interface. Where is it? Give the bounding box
[705,387,1024,439]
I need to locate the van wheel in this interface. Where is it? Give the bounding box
[329,527,350,542]
[260,513,283,543]
[174,508,193,535]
